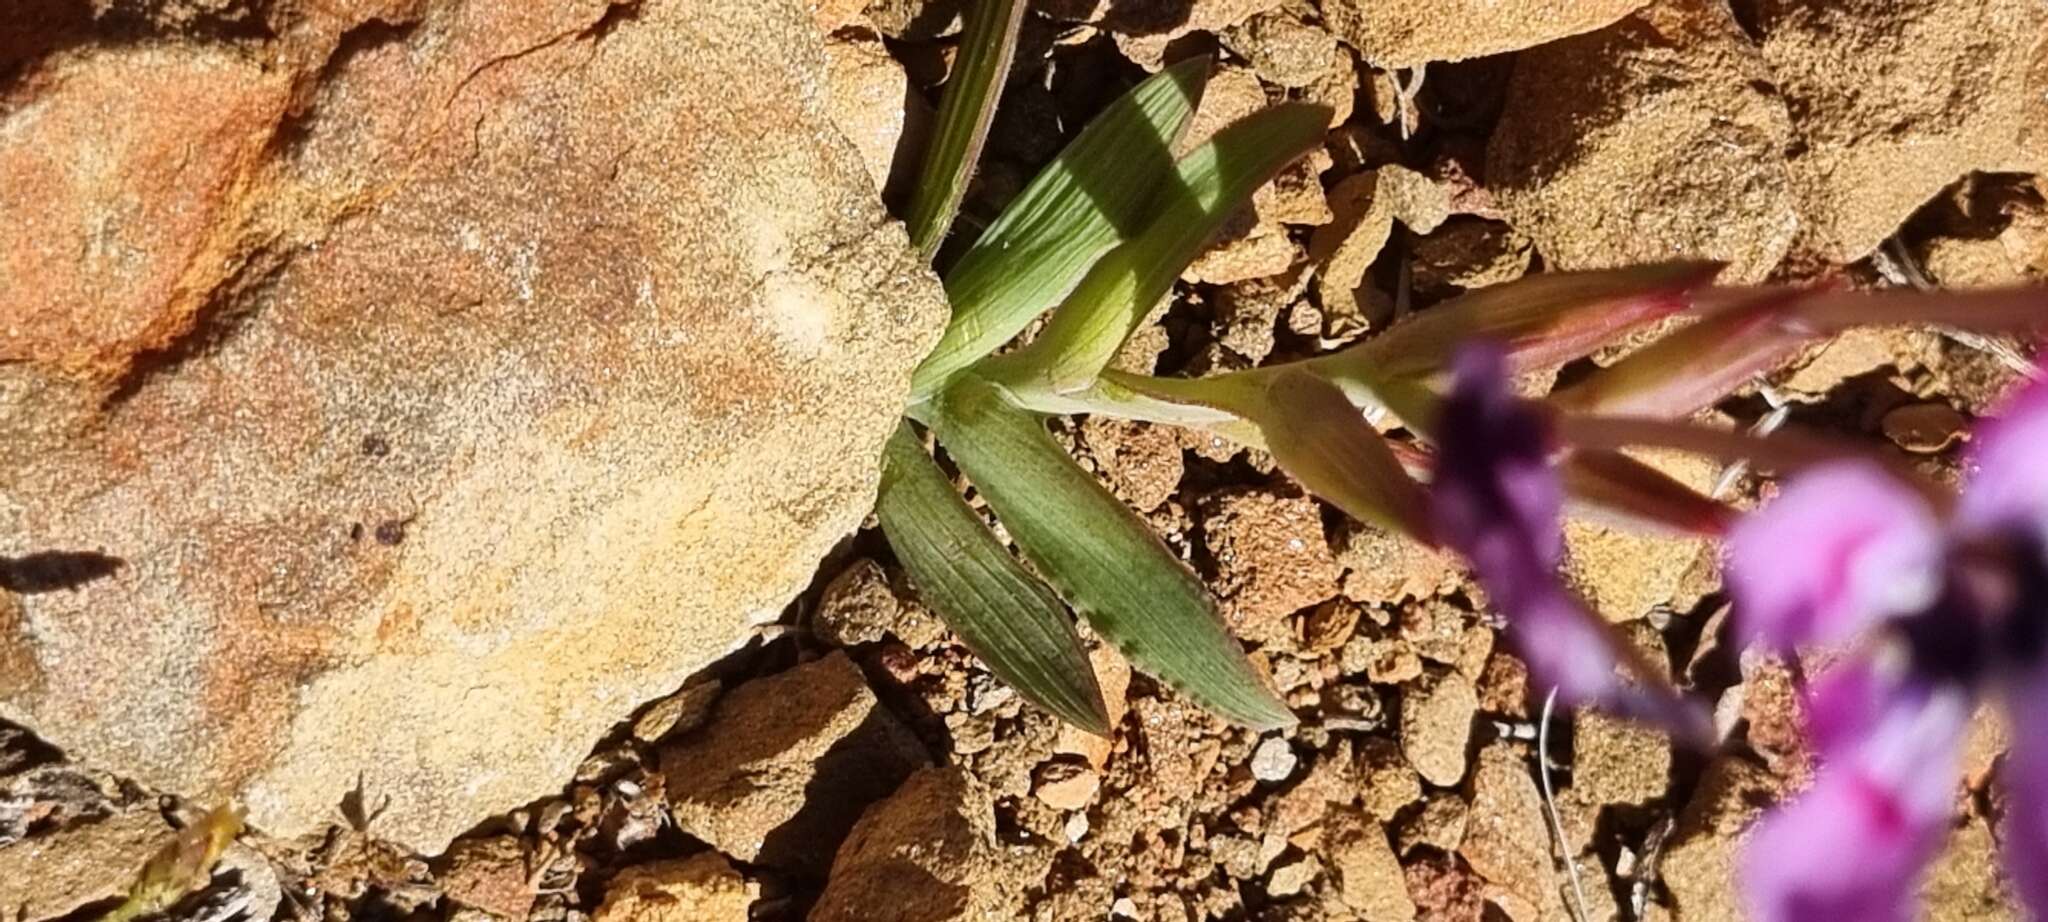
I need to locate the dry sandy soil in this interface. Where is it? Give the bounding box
[3,0,2044,921]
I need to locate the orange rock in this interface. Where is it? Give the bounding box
[659,654,928,875]
[1323,0,1650,68]
[1489,0,1798,284]
[0,45,289,383]
[1757,0,2048,262]
[0,0,945,854]
[595,854,755,922]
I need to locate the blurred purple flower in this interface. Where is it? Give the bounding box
[1728,375,2048,921]
[1431,345,1709,740]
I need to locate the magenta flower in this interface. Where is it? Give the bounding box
[1431,346,1709,739]
[1728,375,2048,920]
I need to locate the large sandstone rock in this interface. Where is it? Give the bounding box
[0,0,944,852]
[1755,0,2048,262]
[1322,0,1651,68]
[1488,0,1798,285]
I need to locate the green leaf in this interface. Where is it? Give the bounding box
[931,377,1294,730]
[910,57,1211,402]
[1245,369,1434,541]
[1111,368,1432,540]
[904,0,1027,259]
[877,424,1110,734]
[989,102,1333,394]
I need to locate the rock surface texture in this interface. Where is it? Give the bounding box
[1753,0,2048,262]
[0,0,943,852]
[1322,0,1652,68]
[1488,0,1799,284]
[659,653,930,876]
[809,766,1029,922]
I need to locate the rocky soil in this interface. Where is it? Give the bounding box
[2,0,2044,921]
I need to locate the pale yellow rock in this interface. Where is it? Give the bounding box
[1309,166,1456,332]
[595,854,756,922]
[1177,65,1268,156]
[1488,0,1799,284]
[824,32,914,195]
[1184,229,1298,285]
[1460,744,1565,919]
[1780,327,1917,398]
[1661,757,1786,922]
[1562,447,1719,623]
[807,0,870,32]
[1401,670,1478,787]
[1326,809,1417,922]
[1323,0,1651,68]
[1570,709,1670,808]
[1922,813,2018,921]
[0,0,945,853]
[1758,0,2048,262]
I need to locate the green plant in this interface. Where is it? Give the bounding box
[878,0,2046,736]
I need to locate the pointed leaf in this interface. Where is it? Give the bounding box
[1123,368,1435,540]
[904,0,1026,258]
[991,102,1333,393]
[1317,262,1724,384]
[1560,283,2048,419]
[1553,413,1954,512]
[1550,292,1812,418]
[1251,369,1435,541]
[1561,450,1737,536]
[912,58,1211,401]
[931,377,1294,729]
[878,424,1110,734]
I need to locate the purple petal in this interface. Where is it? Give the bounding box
[1998,664,2048,914]
[1958,375,2048,543]
[1505,579,1712,738]
[1744,667,1969,922]
[1433,344,1707,739]
[1431,345,1560,568]
[1727,461,1943,653]
[1799,658,1894,759]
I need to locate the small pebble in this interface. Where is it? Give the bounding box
[1267,856,1320,897]
[1881,401,1969,454]
[1250,737,1298,783]
[1034,764,1102,811]
[1064,811,1090,843]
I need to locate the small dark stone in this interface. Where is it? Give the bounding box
[360,434,390,458]
[374,520,408,546]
